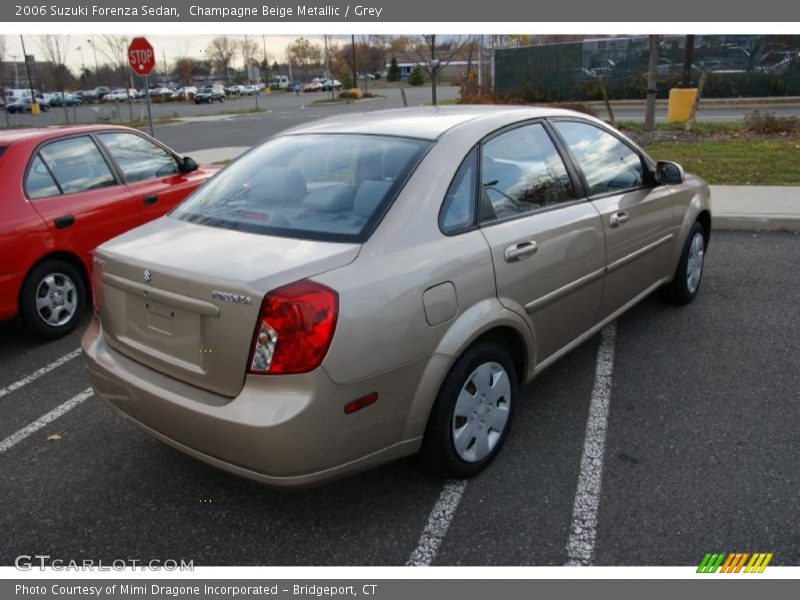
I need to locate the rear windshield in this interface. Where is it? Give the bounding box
[0,147,6,158]
[171,134,431,242]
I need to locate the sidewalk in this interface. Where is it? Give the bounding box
[187,147,800,232]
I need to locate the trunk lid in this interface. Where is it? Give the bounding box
[95,217,359,398]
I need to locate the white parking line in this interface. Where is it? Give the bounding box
[0,348,81,400]
[565,323,617,566]
[0,388,94,454]
[406,480,468,566]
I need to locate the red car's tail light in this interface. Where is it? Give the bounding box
[248,280,338,375]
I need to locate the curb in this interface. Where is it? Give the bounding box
[712,215,800,231]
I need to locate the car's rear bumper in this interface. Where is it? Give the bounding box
[81,318,424,488]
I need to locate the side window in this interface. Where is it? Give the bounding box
[98,132,179,182]
[38,136,116,194]
[554,121,644,196]
[440,147,477,234]
[480,123,576,222]
[26,155,61,199]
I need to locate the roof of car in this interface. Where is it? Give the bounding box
[281,105,584,140]
[0,124,135,145]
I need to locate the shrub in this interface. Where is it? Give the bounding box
[744,110,800,135]
[387,57,401,82]
[407,67,426,86]
[338,90,360,100]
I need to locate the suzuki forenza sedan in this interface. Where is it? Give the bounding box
[82,106,711,487]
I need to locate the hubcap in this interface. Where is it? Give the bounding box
[686,232,705,294]
[35,272,78,327]
[451,361,511,463]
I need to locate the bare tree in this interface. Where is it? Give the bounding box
[240,36,259,82]
[37,35,71,123]
[207,36,237,84]
[403,35,473,105]
[286,37,323,79]
[97,35,134,122]
[0,36,8,127]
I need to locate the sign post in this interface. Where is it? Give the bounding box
[127,37,156,136]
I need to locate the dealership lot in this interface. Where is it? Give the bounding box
[0,230,798,566]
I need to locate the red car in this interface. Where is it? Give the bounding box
[0,125,217,338]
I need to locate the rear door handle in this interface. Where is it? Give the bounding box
[504,240,538,263]
[54,215,75,229]
[143,195,158,206]
[609,211,630,227]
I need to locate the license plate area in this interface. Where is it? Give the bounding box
[125,296,204,368]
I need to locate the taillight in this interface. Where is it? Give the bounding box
[248,280,338,375]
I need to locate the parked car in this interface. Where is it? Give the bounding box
[226,84,244,96]
[82,106,711,488]
[75,90,97,103]
[322,79,342,91]
[241,85,257,96]
[148,87,173,100]
[0,125,217,338]
[93,86,111,100]
[194,85,226,104]
[5,97,50,113]
[172,86,197,100]
[303,81,323,92]
[103,88,138,102]
[48,92,83,107]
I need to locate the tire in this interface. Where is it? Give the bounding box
[664,221,706,304]
[19,259,86,340]
[421,341,517,478]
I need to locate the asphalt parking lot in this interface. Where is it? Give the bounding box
[0,230,798,566]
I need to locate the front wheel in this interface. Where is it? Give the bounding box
[19,259,86,339]
[664,221,706,304]
[421,341,517,478]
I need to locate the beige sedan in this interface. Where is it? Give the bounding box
[82,106,711,488]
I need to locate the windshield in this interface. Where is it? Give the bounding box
[172,134,431,242]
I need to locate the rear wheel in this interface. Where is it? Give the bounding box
[421,341,517,478]
[664,221,706,304]
[19,259,86,339]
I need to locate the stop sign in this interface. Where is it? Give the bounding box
[128,37,156,76]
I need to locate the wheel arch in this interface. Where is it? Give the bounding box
[402,298,535,441]
[18,250,90,309]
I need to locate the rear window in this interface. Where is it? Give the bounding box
[171,134,431,242]
[0,147,6,159]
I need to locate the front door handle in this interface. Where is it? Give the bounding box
[609,211,630,227]
[504,240,538,263]
[143,195,158,206]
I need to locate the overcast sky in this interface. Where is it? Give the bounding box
[3,34,353,71]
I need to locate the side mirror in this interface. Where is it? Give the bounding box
[181,156,199,173]
[655,160,685,184]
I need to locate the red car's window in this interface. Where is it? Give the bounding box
[98,132,179,183]
[26,155,61,200]
[38,136,117,195]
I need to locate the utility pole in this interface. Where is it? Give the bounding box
[680,35,695,87]
[477,35,483,89]
[351,34,356,89]
[19,36,35,103]
[645,35,659,132]
[87,37,100,87]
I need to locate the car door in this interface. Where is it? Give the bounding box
[551,119,676,321]
[96,131,205,223]
[476,121,606,365]
[25,135,141,262]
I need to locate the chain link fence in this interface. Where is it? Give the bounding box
[494,35,800,102]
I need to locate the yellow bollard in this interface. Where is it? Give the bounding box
[667,88,698,123]
[349,88,362,98]
[31,101,41,115]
